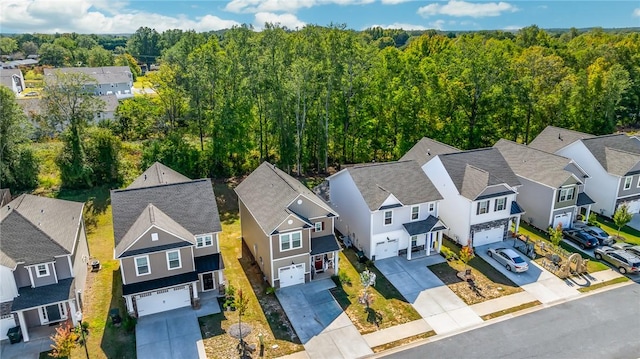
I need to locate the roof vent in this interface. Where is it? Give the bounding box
[40,209,44,213]
[427,149,431,156]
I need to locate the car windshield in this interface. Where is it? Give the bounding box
[591,228,607,236]
[512,256,525,263]
[632,262,640,267]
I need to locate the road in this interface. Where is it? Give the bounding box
[380,283,640,359]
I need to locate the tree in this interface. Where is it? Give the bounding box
[115,53,142,81]
[21,41,38,55]
[38,43,71,66]
[235,289,250,357]
[0,37,18,55]
[84,127,122,185]
[0,86,39,190]
[613,204,633,239]
[88,46,114,67]
[459,245,475,269]
[549,223,564,248]
[49,322,78,358]
[126,26,160,67]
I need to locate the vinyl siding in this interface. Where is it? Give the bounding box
[239,200,273,284]
[72,221,90,297]
[121,246,194,284]
[31,263,56,287]
[14,264,31,288]
[271,230,311,260]
[126,227,191,253]
[516,177,555,230]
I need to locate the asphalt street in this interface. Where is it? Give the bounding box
[380,283,640,359]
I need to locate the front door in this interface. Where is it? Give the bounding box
[44,305,61,323]
[202,273,215,291]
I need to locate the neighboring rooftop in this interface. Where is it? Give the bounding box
[437,148,521,200]
[0,194,84,267]
[127,162,191,189]
[235,162,336,235]
[44,66,132,85]
[0,189,11,207]
[344,160,443,211]
[581,134,640,176]
[0,68,23,89]
[528,126,594,153]
[400,137,460,166]
[494,139,584,188]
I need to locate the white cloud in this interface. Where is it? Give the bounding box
[253,12,306,30]
[368,22,428,30]
[418,0,517,18]
[429,20,446,30]
[0,0,240,33]
[503,25,522,31]
[380,0,412,4]
[633,8,640,17]
[225,0,374,14]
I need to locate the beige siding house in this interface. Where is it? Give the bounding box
[235,162,341,288]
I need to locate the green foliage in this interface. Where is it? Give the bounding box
[337,270,352,286]
[549,224,564,247]
[613,204,633,237]
[84,127,122,185]
[0,36,18,54]
[587,213,599,226]
[141,134,203,179]
[56,130,93,188]
[440,246,458,261]
[265,286,276,295]
[49,322,78,358]
[459,245,475,266]
[114,53,141,81]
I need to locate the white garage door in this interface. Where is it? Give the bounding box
[473,226,505,247]
[0,315,16,341]
[553,212,572,230]
[136,285,191,317]
[279,264,305,288]
[623,200,640,214]
[375,238,399,260]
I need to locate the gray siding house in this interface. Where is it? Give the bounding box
[111,162,224,317]
[44,66,133,99]
[0,68,25,94]
[494,139,594,231]
[235,162,341,288]
[0,195,89,342]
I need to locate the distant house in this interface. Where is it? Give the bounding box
[0,189,11,207]
[0,194,89,342]
[111,163,224,317]
[0,68,25,94]
[235,162,341,288]
[530,126,640,217]
[17,94,120,125]
[400,137,460,165]
[44,66,133,99]
[325,160,446,261]
[494,139,594,231]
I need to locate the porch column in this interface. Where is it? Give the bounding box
[426,233,431,256]
[514,215,521,234]
[17,310,29,342]
[218,271,224,287]
[69,300,79,327]
[192,282,199,299]
[407,243,412,260]
[584,205,591,223]
[125,295,134,314]
[334,251,339,274]
[438,232,443,252]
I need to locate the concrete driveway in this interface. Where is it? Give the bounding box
[276,278,372,358]
[475,241,580,304]
[375,256,483,334]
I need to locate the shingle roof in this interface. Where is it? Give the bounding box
[235,162,336,235]
[111,178,221,247]
[127,162,192,189]
[115,204,195,258]
[44,66,132,85]
[438,148,521,200]
[11,278,75,311]
[310,235,341,255]
[577,192,596,206]
[402,215,446,236]
[581,135,640,176]
[0,68,22,89]
[400,137,460,166]
[122,271,198,296]
[1,194,84,266]
[528,126,594,153]
[194,253,224,273]
[0,188,11,207]
[345,160,443,211]
[17,95,120,118]
[494,139,583,188]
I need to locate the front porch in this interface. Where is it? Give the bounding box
[310,234,341,281]
[401,215,447,260]
[0,325,55,359]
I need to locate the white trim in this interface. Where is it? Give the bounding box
[271,251,310,263]
[477,200,490,215]
[151,232,159,241]
[35,264,49,278]
[118,224,195,258]
[196,234,214,248]
[166,250,182,270]
[279,231,302,252]
[559,187,575,201]
[52,262,58,283]
[67,255,73,273]
[624,176,632,190]
[120,259,127,285]
[314,222,323,232]
[495,197,506,211]
[272,213,311,234]
[28,266,35,288]
[134,255,151,276]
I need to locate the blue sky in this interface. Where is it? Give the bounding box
[1,0,639,34]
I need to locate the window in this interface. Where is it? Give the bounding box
[135,256,150,276]
[384,211,393,225]
[411,235,418,247]
[411,206,419,220]
[558,187,575,202]
[151,233,159,241]
[429,203,435,212]
[624,176,632,190]
[280,231,302,251]
[495,197,506,211]
[196,235,213,248]
[314,222,324,232]
[36,264,49,278]
[166,251,181,270]
[476,200,490,215]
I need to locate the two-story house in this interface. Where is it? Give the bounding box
[530,126,640,217]
[44,66,133,99]
[111,162,224,317]
[0,68,25,95]
[494,139,594,231]
[0,194,89,342]
[422,148,524,247]
[325,161,446,261]
[235,162,341,288]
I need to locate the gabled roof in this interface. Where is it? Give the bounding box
[44,66,132,85]
[400,137,460,166]
[528,126,594,153]
[114,204,195,258]
[494,139,584,188]
[0,188,11,207]
[235,162,336,235]
[0,194,84,266]
[127,162,191,189]
[344,160,442,211]
[111,176,221,247]
[437,148,521,200]
[581,135,640,176]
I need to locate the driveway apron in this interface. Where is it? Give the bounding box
[375,256,483,334]
[276,278,372,359]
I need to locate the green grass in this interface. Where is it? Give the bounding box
[480,300,542,321]
[595,215,640,246]
[371,331,436,353]
[577,277,630,293]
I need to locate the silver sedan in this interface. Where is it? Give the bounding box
[487,248,529,272]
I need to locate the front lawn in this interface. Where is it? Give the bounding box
[330,249,421,334]
[428,239,522,305]
[595,215,640,246]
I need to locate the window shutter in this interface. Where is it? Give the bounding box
[321,221,325,230]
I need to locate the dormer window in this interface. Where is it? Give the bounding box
[36,264,49,277]
[314,222,324,232]
[558,187,575,202]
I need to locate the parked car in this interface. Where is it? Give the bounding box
[611,242,631,250]
[562,229,599,249]
[611,242,640,257]
[487,248,529,272]
[583,226,614,246]
[594,246,640,274]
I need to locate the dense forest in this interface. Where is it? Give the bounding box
[1,25,639,186]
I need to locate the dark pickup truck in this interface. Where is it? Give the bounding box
[562,229,599,249]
